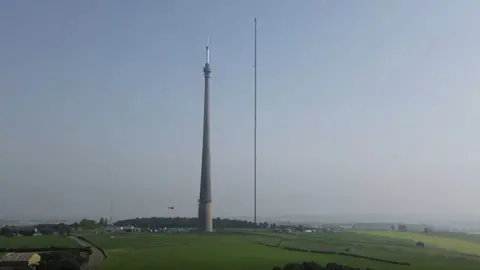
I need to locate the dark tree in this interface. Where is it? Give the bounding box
[38,226,55,235]
[36,223,72,235]
[295,225,305,232]
[69,222,80,230]
[416,241,425,247]
[58,223,71,236]
[0,226,14,237]
[79,219,97,229]
[18,228,35,236]
[398,224,407,232]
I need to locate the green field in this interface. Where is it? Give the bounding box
[0,235,81,258]
[0,235,80,249]
[355,230,480,256]
[80,231,480,270]
[3,231,480,269]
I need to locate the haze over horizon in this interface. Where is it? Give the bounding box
[2,1,480,221]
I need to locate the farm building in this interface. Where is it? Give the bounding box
[104,226,124,232]
[0,252,41,270]
[104,225,140,233]
[123,227,141,233]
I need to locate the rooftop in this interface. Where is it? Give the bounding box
[0,252,41,266]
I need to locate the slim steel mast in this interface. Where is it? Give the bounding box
[254,18,258,225]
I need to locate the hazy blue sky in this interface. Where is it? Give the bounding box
[2,0,480,221]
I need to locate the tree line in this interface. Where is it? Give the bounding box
[114,217,270,229]
[0,218,109,237]
[0,217,271,237]
[0,223,73,237]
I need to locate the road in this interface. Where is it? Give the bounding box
[68,236,105,270]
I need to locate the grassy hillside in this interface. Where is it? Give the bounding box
[82,231,480,270]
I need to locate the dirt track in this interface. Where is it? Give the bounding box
[68,236,104,270]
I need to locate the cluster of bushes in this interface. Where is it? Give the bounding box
[0,226,35,237]
[272,261,373,270]
[415,241,425,247]
[37,251,88,270]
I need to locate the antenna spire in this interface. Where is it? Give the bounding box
[206,37,210,64]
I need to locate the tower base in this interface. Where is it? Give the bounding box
[199,202,213,232]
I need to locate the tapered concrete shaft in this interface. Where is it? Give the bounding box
[198,44,213,232]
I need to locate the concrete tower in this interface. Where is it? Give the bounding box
[198,39,213,232]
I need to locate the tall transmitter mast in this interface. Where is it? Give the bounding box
[198,38,213,232]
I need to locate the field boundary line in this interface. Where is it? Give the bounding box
[254,242,411,266]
